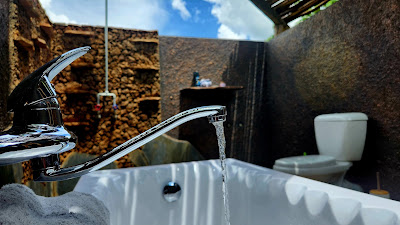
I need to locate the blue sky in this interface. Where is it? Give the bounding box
[39,0,275,41]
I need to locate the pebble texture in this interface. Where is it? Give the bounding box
[0,184,110,225]
[265,0,400,199]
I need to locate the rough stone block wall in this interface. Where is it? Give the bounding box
[9,0,53,93]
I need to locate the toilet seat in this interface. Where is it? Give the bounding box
[273,155,352,176]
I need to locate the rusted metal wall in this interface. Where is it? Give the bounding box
[266,0,400,200]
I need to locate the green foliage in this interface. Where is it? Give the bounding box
[265,0,339,39]
[266,34,275,42]
[294,0,339,25]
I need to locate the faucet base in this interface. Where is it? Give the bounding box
[31,154,61,181]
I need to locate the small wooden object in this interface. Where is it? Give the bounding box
[369,172,390,199]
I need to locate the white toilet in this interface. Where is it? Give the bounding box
[273,112,368,187]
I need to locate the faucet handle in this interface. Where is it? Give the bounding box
[44,46,91,82]
[0,47,90,165]
[7,46,91,112]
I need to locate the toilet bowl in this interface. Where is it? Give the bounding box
[273,112,368,187]
[273,155,351,185]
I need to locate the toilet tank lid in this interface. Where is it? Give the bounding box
[315,112,368,122]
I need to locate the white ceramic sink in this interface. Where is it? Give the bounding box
[74,159,400,225]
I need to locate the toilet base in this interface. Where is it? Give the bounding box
[273,155,364,191]
[341,179,364,192]
[298,174,363,192]
[301,171,346,186]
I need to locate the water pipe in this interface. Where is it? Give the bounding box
[95,0,117,118]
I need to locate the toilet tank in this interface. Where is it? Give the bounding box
[314,113,368,161]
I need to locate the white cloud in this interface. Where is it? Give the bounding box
[205,0,274,41]
[194,8,201,23]
[39,0,169,31]
[171,0,191,20]
[46,11,77,24]
[108,0,169,30]
[218,24,247,40]
[39,0,76,24]
[39,0,51,8]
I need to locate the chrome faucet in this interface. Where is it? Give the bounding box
[0,47,226,182]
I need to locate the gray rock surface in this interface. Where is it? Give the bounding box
[0,184,110,225]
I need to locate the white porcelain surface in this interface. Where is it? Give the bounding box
[315,115,367,161]
[273,155,352,185]
[74,159,400,225]
[274,155,336,168]
[315,112,368,122]
[273,156,351,176]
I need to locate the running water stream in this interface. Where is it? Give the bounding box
[212,121,231,225]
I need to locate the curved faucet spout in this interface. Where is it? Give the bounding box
[32,105,226,181]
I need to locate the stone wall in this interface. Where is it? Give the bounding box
[160,37,268,165]
[160,37,237,137]
[9,0,53,94]
[265,0,400,200]
[51,24,160,168]
[0,0,11,131]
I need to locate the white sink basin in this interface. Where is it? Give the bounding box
[74,159,400,225]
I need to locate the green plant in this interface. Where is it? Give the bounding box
[266,34,275,42]
[295,0,339,25]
